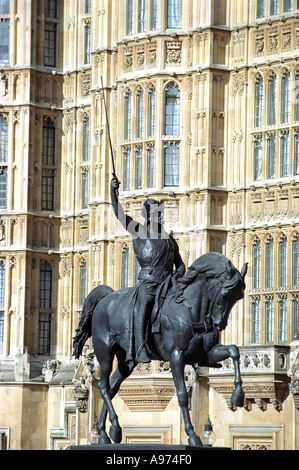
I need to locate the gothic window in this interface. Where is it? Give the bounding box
[295,72,299,122]
[254,136,263,181]
[127,0,133,35]
[44,23,56,67]
[293,297,299,339]
[38,261,53,355]
[164,142,179,186]
[252,298,261,344]
[293,235,299,286]
[42,169,55,210]
[125,91,132,140]
[0,261,4,354]
[43,119,55,166]
[270,0,279,15]
[80,261,87,306]
[167,0,182,28]
[266,297,274,343]
[148,88,156,137]
[85,0,92,14]
[138,0,145,33]
[268,74,277,126]
[165,83,180,135]
[122,246,130,289]
[0,115,8,208]
[83,116,90,162]
[150,0,158,30]
[82,170,89,209]
[136,147,143,189]
[0,0,9,15]
[279,297,288,343]
[39,262,52,310]
[136,89,144,138]
[257,0,265,18]
[281,72,290,124]
[295,132,299,175]
[253,239,261,289]
[254,75,263,127]
[267,134,276,179]
[279,236,288,287]
[283,0,293,11]
[124,148,131,190]
[266,237,274,288]
[38,313,51,355]
[148,146,155,188]
[42,119,56,211]
[84,22,91,64]
[280,132,289,177]
[0,18,9,64]
[45,0,57,19]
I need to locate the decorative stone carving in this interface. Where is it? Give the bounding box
[166,41,181,65]
[72,376,89,412]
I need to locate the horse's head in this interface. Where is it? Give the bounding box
[210,259,247,332]
[182,253,247,333]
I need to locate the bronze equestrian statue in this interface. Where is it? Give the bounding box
[73,178,248,447]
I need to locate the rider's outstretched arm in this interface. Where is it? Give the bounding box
[110,177,139,235]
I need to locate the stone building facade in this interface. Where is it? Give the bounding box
[0,0,299,450]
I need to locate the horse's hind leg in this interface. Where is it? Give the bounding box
[97,349,136,445]
[96,351,123,444]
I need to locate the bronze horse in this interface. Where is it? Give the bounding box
[73,252,247,447]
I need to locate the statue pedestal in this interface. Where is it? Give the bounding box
[70,443,230,451]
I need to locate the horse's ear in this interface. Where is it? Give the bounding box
[241,263,248,279]
[226,261,233,277]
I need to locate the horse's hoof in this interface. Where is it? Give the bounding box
[99,431,111,445]
[109,423,122,443]
[231,386,245,407]
[188,435,203,447]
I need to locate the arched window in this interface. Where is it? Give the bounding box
[0,115,8,209]
[281,72,290,124]
[136,89,144,138]
[254,75,263,127]
[164,142,179,186]
[124,148,131,190]
[165,83,180,135]
[267,133,276,179]
[167,0,182,28]
[257,0,265,18]
[280,132,289,177]
[270,0,279,15]
[279,236,288,287]
[253,239,261,289]
[266,297,274,343]
[266,237,274,288]
[126,0,133,35]
[252,298,261,344]
[254,135,263,180]
[268,74,277,125]
[148,87,156,137]
[0,115,8,163]
[83,116,90,162]
[138,0,145,33]
[125,91,132,140]
[293,235,299,286]
[0,261,4,354]
[38,261,53,355]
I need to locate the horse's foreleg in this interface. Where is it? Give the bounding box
[170,349,203,447]
[97,356,122,444]
[207,344,244,407]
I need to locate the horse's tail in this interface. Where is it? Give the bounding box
[72,285,114,359]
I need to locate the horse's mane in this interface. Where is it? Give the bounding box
[179,252,242,289]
